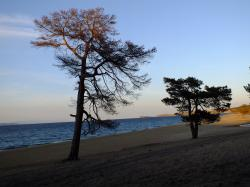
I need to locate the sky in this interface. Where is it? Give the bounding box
[0,0,250,123]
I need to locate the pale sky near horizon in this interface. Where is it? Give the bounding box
[1,0,250,123]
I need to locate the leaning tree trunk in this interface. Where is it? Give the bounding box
[68,58,86,160]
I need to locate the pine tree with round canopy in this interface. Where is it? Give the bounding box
[162,77,232,138]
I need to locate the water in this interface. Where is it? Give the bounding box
[0,116,181,150]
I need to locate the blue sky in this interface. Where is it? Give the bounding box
[1,0,250,123]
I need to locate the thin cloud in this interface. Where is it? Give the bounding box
[0,15,34,25]
[0,14,37,38]
[0,26,38,37]
[0,69,73,86]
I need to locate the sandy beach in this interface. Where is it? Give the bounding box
[1,113,250,186]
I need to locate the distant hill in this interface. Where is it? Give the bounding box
[140,116,153,118]
[156,105,250,118]
[157,113,177,117]
[230,104,250,115]
[157,105,250,117]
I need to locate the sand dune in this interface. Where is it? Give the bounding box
[214,112,250,126]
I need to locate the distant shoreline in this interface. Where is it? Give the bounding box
[0,116,182,151]
[0,115,177,126]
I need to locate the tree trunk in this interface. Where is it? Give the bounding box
[188,99,198,139]
[68,58,86,161]
[190,122,199,139]
[189,122,197,139]
[191,100,199,139]
[194,123,198,138]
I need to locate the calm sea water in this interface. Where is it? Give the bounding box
[0,116,181,150]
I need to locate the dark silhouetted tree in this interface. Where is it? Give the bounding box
[32,8,156,160]
[244,84,250,95]
[244,67,250,95]
[162,77,232,139]
[244,67,250,96]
